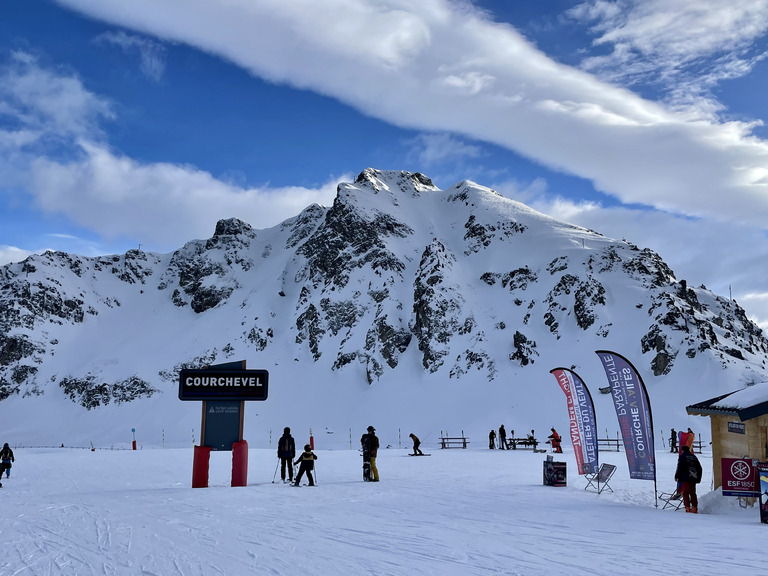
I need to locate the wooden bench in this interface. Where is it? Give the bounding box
[440,435,469,449]
[505,437,539,450]
[597,437,621,452]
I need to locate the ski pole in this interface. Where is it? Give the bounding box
[313,461,318,486]
[271,458,279,483]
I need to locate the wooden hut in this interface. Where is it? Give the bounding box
[686,383,768,490]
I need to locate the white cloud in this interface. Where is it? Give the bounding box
[1,50,114,141]
[569,0,768,115]
[406,133,482,167]
[50,0,768,230]
[0,52,343,253]
[93,31,167,81]
[0,245,34,266]
[27,140,344,250]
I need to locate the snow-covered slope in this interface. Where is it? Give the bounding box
[1,169,765,448]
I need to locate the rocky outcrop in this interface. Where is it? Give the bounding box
[1,168,767,408]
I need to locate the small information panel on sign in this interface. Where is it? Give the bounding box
[179,369,269,401]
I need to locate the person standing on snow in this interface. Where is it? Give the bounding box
[0,443,14,479]
[361,426,380,481]
[293,444,317,486]
[669,428,677,453]
[685,427,696,453]
[498,425,507,450]
[409,433,423,456]
[488,429,496,449]
[277,427,296,484]
[674,445,702,513]
[548,428,562,453]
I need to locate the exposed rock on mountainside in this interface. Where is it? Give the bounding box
[1,168,767,410]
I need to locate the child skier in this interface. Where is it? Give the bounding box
[293,444,317,486]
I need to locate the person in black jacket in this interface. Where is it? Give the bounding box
[361,426,380,481]
[498,425,507,450]
[0,443,14,480]
[674,445,703,513]
[293,444,317,486]
[409,433,423,456]
[277,427,296,483]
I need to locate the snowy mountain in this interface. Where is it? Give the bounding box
[1,168,766,448]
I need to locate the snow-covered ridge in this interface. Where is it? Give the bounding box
[0,168,765,446]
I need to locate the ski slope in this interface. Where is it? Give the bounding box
[0,444,761,575]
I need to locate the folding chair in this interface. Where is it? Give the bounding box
[658,490,684,510]
[584,463,616,494]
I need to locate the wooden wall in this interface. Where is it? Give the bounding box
[706,414,768,489]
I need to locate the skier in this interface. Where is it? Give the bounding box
[548,428,562,453]
[408,433,423,456]
[361,426,380,481]
[674,445,702,513]
[498,424,507,450]
[488,429,496,449]
[277,427,296,484]
[293,444,317,486]
[669,428,677,453]
[0,443,14,479]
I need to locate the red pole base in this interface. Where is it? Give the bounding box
[231,440,248,487]
[132,440,137,450]
[192,445,212,488]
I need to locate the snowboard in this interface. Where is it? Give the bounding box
[407,453,431,456]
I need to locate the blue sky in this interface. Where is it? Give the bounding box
[3,0,768,329]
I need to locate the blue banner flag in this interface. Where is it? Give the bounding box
[595,350,656,481]
[550,367,599,475]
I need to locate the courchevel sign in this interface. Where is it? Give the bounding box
[178,369,269,401]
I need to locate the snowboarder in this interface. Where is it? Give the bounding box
[488,429,496,449]
[409,433,423,456]
[674,445,702,513]
[669,428,677,453]
[548,428,562,453]
[293,444,317,486]
[498,425,507,450]
[277,427,296,483]
[361,426,380,481]
[685,427,696,453]
[0,443,14,479]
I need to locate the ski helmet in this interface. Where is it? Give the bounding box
[367,426,375,432]
[304,444,311,451]
[284,427,290,434]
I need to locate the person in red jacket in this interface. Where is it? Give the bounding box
[548,428,562,453]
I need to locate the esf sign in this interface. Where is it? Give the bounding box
[178,369,269,401]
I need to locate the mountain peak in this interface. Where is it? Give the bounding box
[1,168,767,445]
[354,168,438,195]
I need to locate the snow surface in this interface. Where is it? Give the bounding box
[712,381,768,409]
[1,444,764,575]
